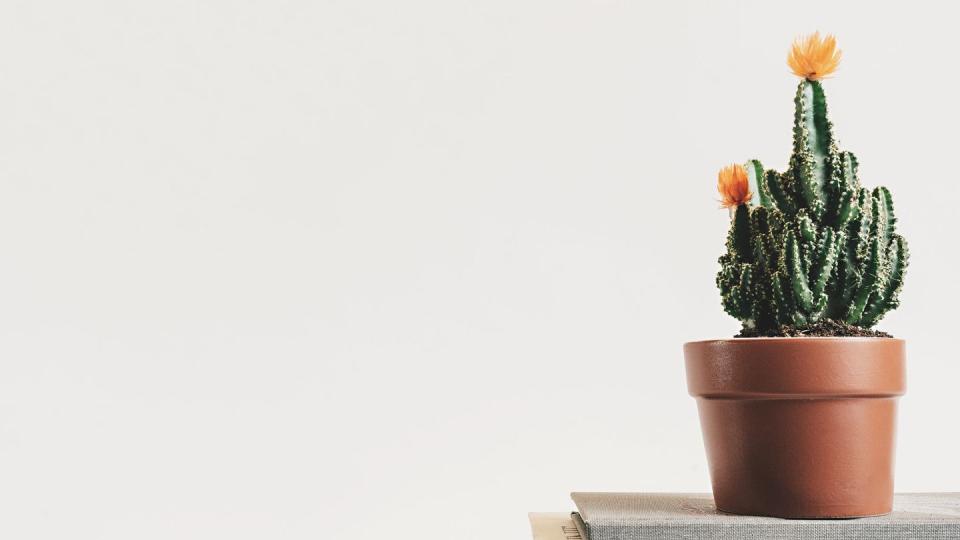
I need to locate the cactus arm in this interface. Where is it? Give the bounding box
[720,279,742,319]
[869,189,891,292]
[798,213,816,242]
[747,207,781,331]
[766,171,797,215]
[785,231,815,312]
[807,81,832,186]
[718,260,741,319]
[771,273,790,326]
[718,207,759,325]
[836,189,857,228]
[826,231,857,319]
[846,189,890,324]
[809,228,840,318]
[871,188,890,254]
[749,207,771,267]
[821,151,858,226]
[860,235,908,326]
[840,151,860,193]
[810,227,839,298]
[878,186,896,246]
[749,210,772,274]
[738,266,753,323]
[851,188,873,261]
[720,263,754,322]
[847,235,881,324]
[837,194,869,314]
[745,159,773,208]
[790,80,837,218]
[728,204,752,262]
[885,235,908,305]
[810,293,828,319]
[857,185,905,327]
[795,211,817,274]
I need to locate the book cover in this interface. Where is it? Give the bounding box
[569,492,960,540]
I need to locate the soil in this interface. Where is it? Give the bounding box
[736,319,893,338]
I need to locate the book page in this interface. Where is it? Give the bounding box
[528,513,582,540]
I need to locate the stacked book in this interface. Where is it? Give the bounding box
[530,493,960,540]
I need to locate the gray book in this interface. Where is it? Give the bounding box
[571,492,960,540]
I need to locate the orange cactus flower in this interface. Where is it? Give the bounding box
[717,164,752,209]
[788,32,841,81]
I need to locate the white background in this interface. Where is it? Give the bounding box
[1,1,957,539]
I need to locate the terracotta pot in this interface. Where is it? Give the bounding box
[684,337,905,518]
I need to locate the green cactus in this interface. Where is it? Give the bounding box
[717,78,908,332]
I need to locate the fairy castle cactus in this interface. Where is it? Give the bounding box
[716,33,908,332]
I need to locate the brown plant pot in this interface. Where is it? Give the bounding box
[684,337,905,518]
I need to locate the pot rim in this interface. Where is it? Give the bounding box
[685,336,905,346]
[684,337,906,397]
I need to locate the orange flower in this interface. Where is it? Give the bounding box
[717,164,752,209]
[788,32,841,81]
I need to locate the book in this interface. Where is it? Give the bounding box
[530,493,960,540]
[528,513,582,540]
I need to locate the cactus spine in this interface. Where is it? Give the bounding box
[717,76,908,332]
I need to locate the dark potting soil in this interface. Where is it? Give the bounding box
[736,319,893,338]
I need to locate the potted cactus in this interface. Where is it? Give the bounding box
[684,33,909,518]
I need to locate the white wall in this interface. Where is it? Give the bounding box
[0,1,957,538]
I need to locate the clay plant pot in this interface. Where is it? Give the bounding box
[684,337,905,518]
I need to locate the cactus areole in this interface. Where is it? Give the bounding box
[716,33,908,335]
